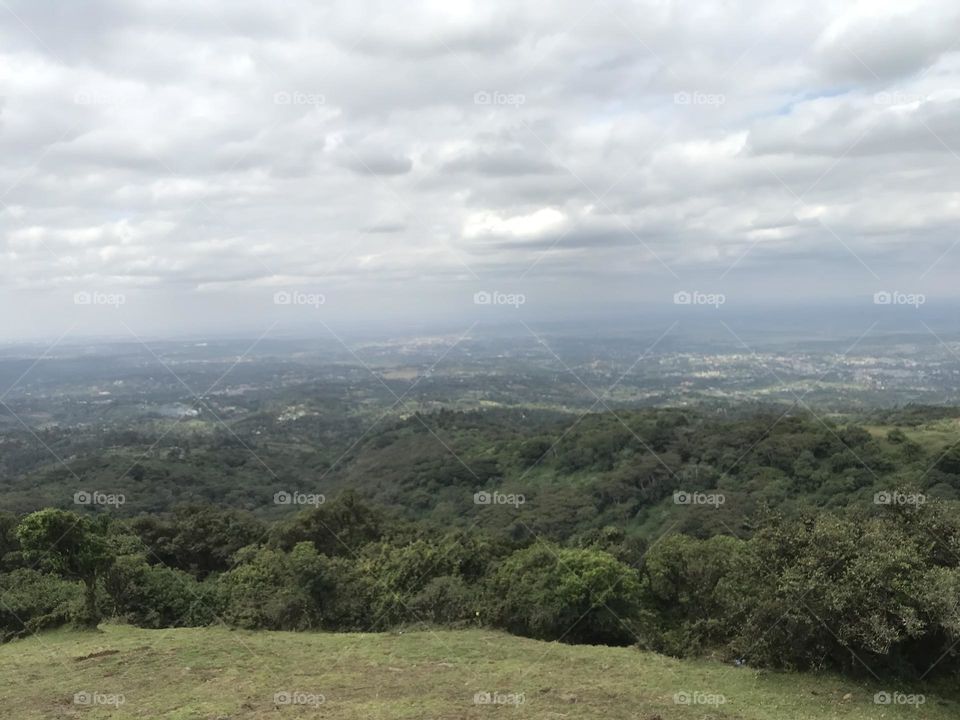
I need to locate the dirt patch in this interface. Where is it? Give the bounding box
[73,649,120,662]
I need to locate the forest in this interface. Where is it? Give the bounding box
[3,404,960,680]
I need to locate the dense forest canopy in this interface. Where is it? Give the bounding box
[3,403,960,680]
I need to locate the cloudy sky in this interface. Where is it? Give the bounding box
[1,0,959,339]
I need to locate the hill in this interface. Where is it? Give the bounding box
[10,406,960,542]
[1,625,956,719]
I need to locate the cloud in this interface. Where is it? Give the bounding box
[1,0,960,338]
[814,1,960,83]
[442,147,561,176]
[336,149,414,176]
[464,208,567,240]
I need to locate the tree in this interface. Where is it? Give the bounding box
[269,492,385,556]
[218,543,329,630]
[104,554,218,628]
[130,504,265,577]
[0,511,20,571]
[732,506,960,676]
[638,533,749,656]
[935,444,960,476]
[16,510,114,629]
[486,544,642,645]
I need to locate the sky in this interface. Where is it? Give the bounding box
[1,0,959,340]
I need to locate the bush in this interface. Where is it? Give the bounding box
[729,505,960,677]
[408,575,476,625]
[486,544,642,645]
[104,555,219,628]
[129,505,265,578]
[334,535,492,630]
[638,534,749,656]
[0,569,82,641]
[269,493,384,557]
[217,543,329,630]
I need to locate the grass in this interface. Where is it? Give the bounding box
[864,419,960,453]
[1,624,957,719]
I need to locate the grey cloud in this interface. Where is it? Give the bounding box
[814,6,960,84]
[442,149,561,177]
[337,149,414,176]
[362,222,407,234]
[1,0,960,338]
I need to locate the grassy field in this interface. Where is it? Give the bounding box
[864,418,960,454]
[1,624,956,719]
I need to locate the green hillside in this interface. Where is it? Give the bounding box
[1,625,955,719]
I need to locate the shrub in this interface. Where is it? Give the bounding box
[637,534,749,656]
[129,505,265,578]
[408,575,476,625]
[731,505,960,676]
[104,555,219,628]
[485,544,642,645]
[269,493,384,557]
[0,569,82,642]
[217,543,328,630]
[346,536,492,630]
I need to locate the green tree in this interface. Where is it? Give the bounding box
[16,509,115,629]
[269,492,385,556]
[0,511,20,571]
[218,542,330,630]
[486,544,642,645]
[0,569,81,641]
[638,534,749,656]
[130,505,265,577]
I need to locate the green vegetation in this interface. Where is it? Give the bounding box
[3,492,959,682]
[8,406,960,538]
[2,625,957,719]
[4,390,960,709]
[16,510,114,628]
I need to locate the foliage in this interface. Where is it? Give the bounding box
[16,509,114,628]
[104,554,219,628]
[486,544,643,645]
[638,533,749,656]
[217,542,329,630]
[269,492,386,557]
[129,505,265,578]
[0,569,81,642]
[730,505,960,676]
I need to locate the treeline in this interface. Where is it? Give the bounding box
[2,494,959,679]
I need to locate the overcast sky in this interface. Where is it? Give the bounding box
[1,0,959,340]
